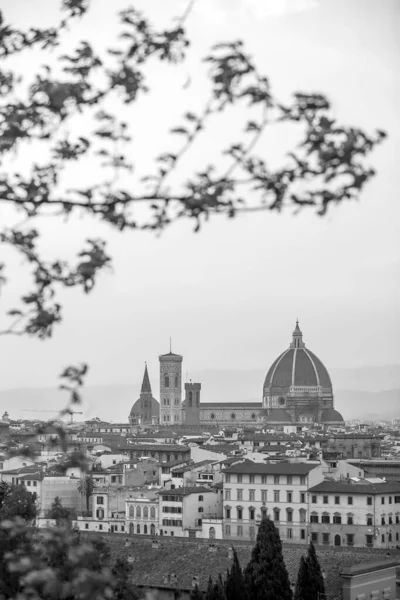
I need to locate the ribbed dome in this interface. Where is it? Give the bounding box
[264,321,332,391]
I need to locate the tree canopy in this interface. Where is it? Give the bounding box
[244,517,293,600]
[0,0,385,346]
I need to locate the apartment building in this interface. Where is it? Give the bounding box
[126,494,159,536]
[157,486,223,538]
[222,461,323,543]
[308,479,400,549]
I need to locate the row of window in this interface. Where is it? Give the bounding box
[224,489,306,503]
[225,524,307,540]
[162,519,182,527]
[225,474,307,485]
[225,506,307,523]
[127,505,156,519]
[161,495,183,502]
[162,414,180,422]
[312,494,400,505]
[310,531,400,546]
[162,397,180,406]
[163,375,179,388]
[310,513,400,526]
[22,480,38,487]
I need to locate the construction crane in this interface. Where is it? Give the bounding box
[21,409,83,423]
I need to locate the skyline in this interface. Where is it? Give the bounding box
[0,0,399,391]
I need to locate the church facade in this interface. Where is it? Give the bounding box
[128,322,344,428]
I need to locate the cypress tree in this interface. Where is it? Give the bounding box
[225,548,249,600]
[294,543,325,600]
[307,543,326,599]
[294,555,309,600]
[244,517,292,600]
[213,574,226,600]
[205,576,215,600]
[190,585,204,600]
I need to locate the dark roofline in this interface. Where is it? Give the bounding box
[157,486,214,497]
[308,480,400,494]
[341,558,399,576]
[200,403,262,408]
[222,462,318,475]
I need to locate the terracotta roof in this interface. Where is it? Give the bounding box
[200,403,262,409]
[85,536,397,598]
[308,480,400,495]
[131,444,190,452]
[157,486,214,497]
[222,462,318,475]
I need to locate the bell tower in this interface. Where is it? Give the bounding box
[159,342,183,426]
[184,382,201,425]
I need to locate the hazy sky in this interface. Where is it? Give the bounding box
[0,0,399,392]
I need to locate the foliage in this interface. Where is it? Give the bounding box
[225,547,249,600]
[294,543,326,600]
[0,522,138,600]
[111,556,140,600]
[190,585,204,599]
[77,473,97,510]
[46,495,76,525]
[0,482,37,521]
[0,0,386,344]
[244,517,292,600]
[0,523,114,600]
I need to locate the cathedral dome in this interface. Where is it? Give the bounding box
[263,321,332,392]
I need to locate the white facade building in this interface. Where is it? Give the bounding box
[222,461,324,543]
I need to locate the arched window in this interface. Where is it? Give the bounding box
[189,391,193,407]
[144,524,148,534]
[196,391,200,405]
[175,375,178,387]
[143,506,149,518]
[136,506,141,518]
[150,506,156,519]
[96,508,104,520]
[164,375,169,387]
[137,524,140,534]
[209,527,216,539]
[273,508,280,522]
[129,505,134,517]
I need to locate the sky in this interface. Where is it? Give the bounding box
[0,0,399,392]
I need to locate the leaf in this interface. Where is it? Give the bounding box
[170,127,188,135]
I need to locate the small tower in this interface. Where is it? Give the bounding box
[129,364,159,426]
[159,343,183,426]
[290,319,305,349]
[184,382,201,425]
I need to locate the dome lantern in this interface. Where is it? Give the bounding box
[290,319,305,349]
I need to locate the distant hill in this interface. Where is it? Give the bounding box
[1,365,399,423]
